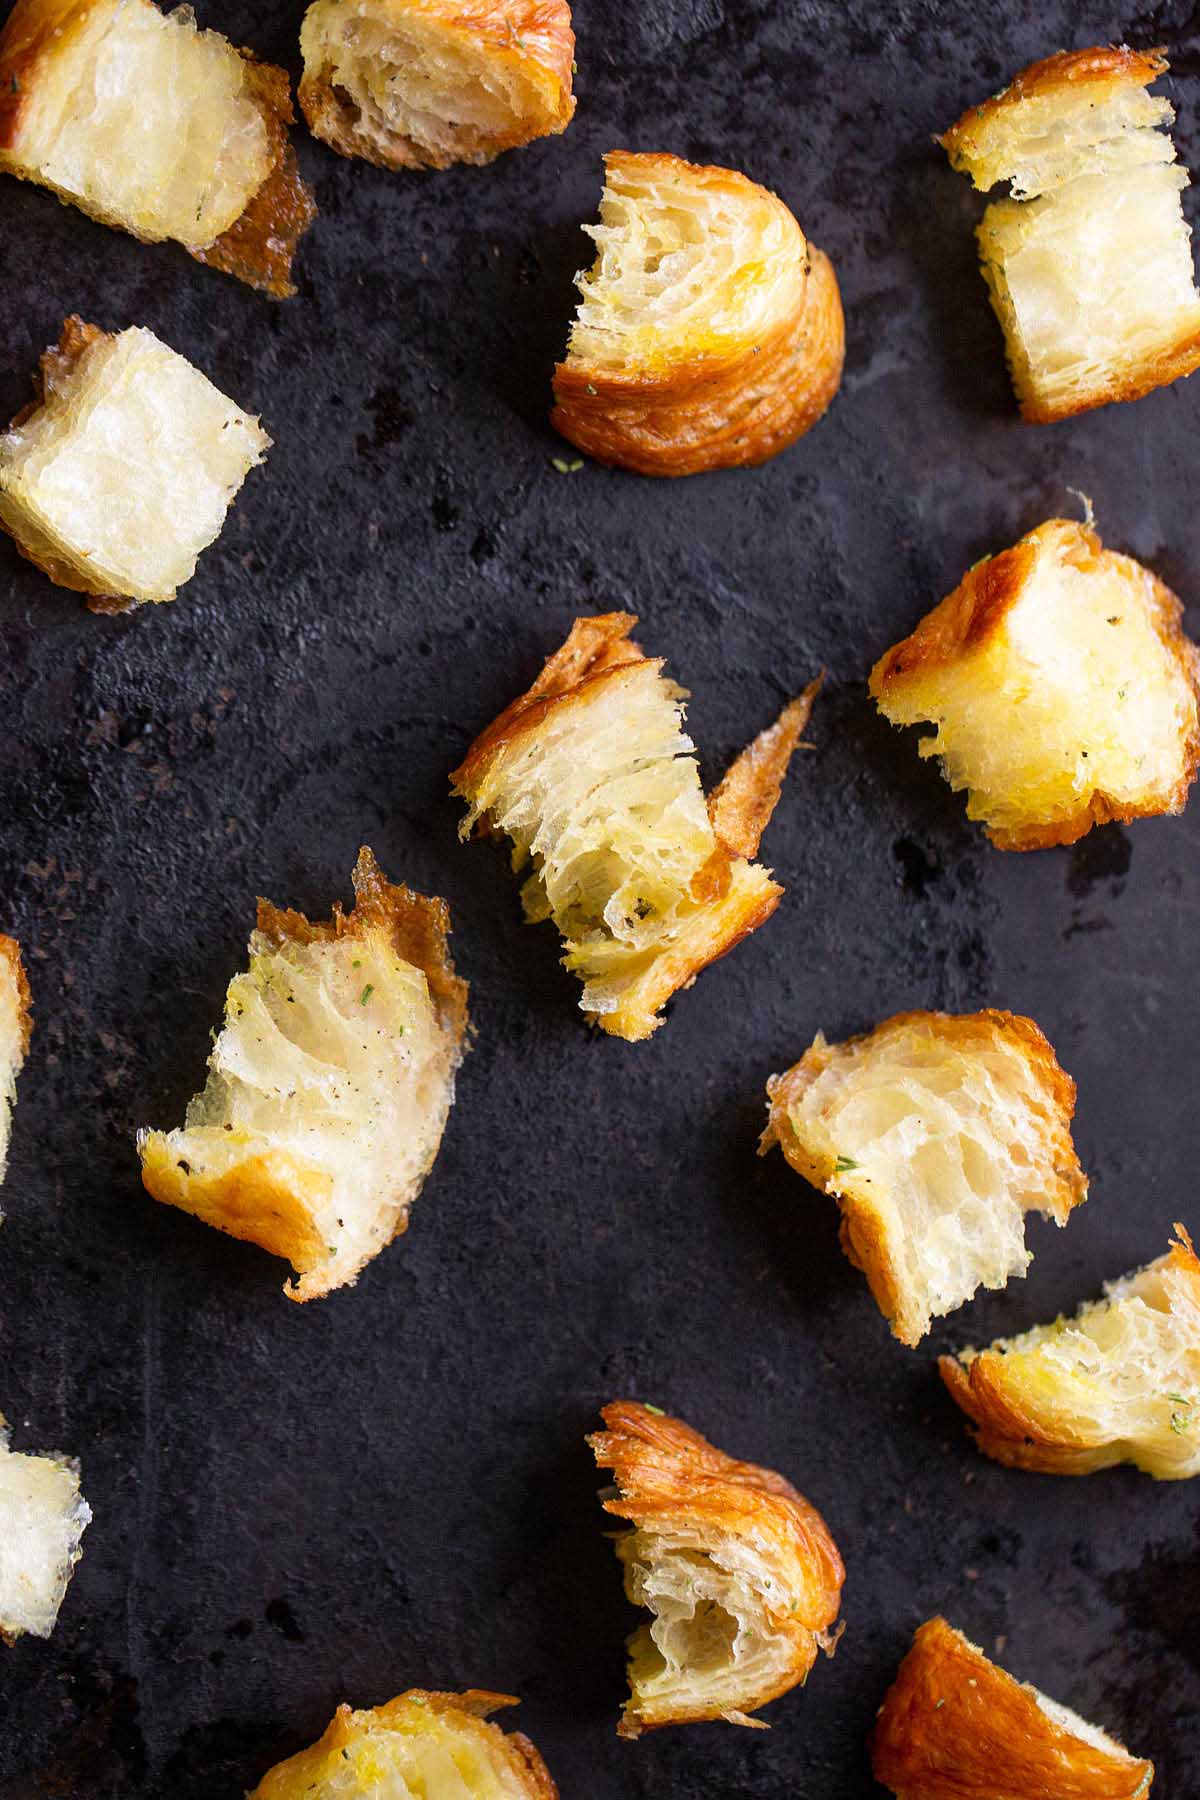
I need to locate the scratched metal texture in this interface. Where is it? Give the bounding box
[0,0,1197,1793]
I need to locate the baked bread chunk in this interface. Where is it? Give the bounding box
[0,1418,91,1643]
[869,517,1200,851]
[138,848,469,1302]
[940,47,1200,421]
[249,1689,558,1799]
[942,1227,1200,1478]
[552,152,844,475]
[0,935,32,1200]
[588,1401,844,1738]
[761,1010,1087,1347]
[871,1617,1154,1799]
[0,318,270,613]
[299,0,575,170]
[0,0,315,297]
[452,612,818,1041]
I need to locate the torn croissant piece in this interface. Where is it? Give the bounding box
[451,612,818,1041]
[587,1401,844,1738]
[940,46,1200,421]
[138,848,469,1302]
[0,935,32,1200]
[761,1009,1087,1347]
[0,0,315,298]
[941,1226,1200,1479]
[0,318,270,612]
[0,1417,91,1643]
[871,1617,1154,1800]
[299,0,575,170]
[248,1689,559,1799]
[869,516,1200,851]
[552,152,844,475]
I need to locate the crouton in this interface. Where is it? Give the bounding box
[551,152,844,475]
[761,1010,1087,1347]
[299,0,575,170]
[0,317,270,612]
[451,612,818,1041]
[0,935,32,1199]
[248,1689,558,1799]
[587,1401,844,1738]
[138,848,469,1302]
[869,517,1200,851]
[0,0,315,297]
[940,46,1200,421]
[942,1226,1200,1478]
[871,1616,1153,1799]
[0,1417,90,1643]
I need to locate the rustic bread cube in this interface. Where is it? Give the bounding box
[588,1401,844,1737]
[0,935,31,1199]
[940,46,1200,421]
[138,848,469,1302]
[0,0,315,296]
[761,1009,1087,1347]
[942,1226,1200,1478]
[871,1617,1153,1799]
[0,1418,90,1642]
[452,611,818,1041]
[0,317,270,612]
[249,1689,558,1798]
[869,517,1200,850]
[552,151,844,475]
[299,0,575,170]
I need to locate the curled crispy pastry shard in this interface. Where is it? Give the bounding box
[941,1227,1200,1479]
[761,1010,1087,1347]
[587,1401,844,1738]
[939,46,1200,422]
[248,1689,559,1799]
[451,612,816,1041]
[870,517,1200,851]
[871,1617,1153,1800]
[299,0,575,171]
[552,152,844,475]
[0,1416,91,1643]
[0,318,270,611]
[0,0,315,297]
[0,935,32,1200]
[138,848,469,1302]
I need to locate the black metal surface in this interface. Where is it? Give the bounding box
[0,1,1198,1793]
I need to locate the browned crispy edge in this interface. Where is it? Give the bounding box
[938,1224,1200,1474]
[870,1616,1153,1799]
[939,43,1169,170]
[298,0,576,170]
[868,519,1200,849]
[708,676,822,860]
[0,932,33,1061]
[761,1009,1088,1347]
[588,1399,844,1737]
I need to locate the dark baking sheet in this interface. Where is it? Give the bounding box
[1,0,1198,1793]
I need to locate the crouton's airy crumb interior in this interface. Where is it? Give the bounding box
[944,1231,1200,1477]
[299,0,574,171]
[0,0,273,245]
[247,1689,558,1799]
[0,1423,91,1642]
[764,1012,1086,1346]
[564,153,807,378]
[871,519,1200,850]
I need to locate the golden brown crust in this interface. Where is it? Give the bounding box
[0,934,33,1059]
[0,0,91,151]
[249,1689,559,1799]
[552,158,844,477]
[708,676,822,860]
[939,44,1169,172]
[1013,329,1200,425]
[869,519,1200,849]
[871,1616,1153,1799]
[299,0,575,171]
[138,1142,334,1272]
[939,1224,1200,1475]
[589,1401,844,1736]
